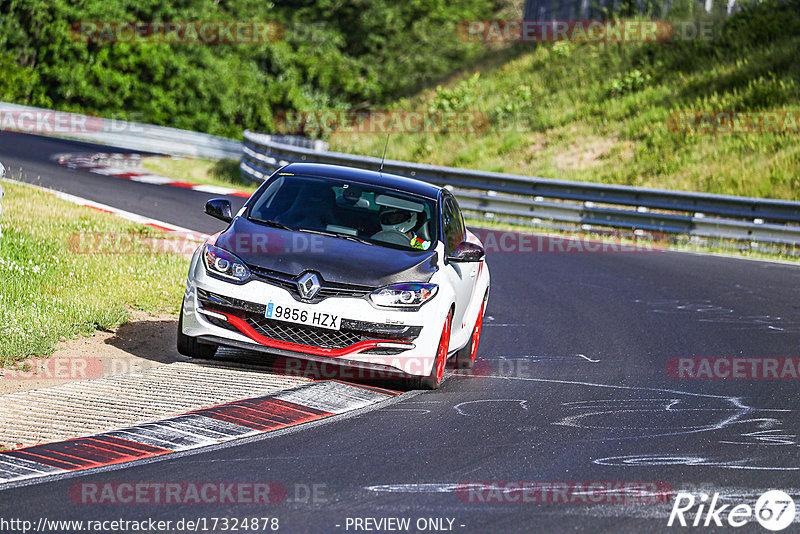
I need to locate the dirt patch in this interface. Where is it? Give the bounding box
[552,136,618,171]
[522,133,549,162]
[0,311,185,395]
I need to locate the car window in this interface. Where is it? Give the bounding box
[248,174,436,251]
[443,197,465,255]
[453,197,467,237]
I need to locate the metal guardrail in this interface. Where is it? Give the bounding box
[3,100,795,246]
[0,102,242,160]
[241,130,800,246]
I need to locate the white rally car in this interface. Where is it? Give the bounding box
[179,163,489,389]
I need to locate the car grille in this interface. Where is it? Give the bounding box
[197,289,263,314]
[249,266,374,301]
[196,288,422,351]
[245,316,365,349]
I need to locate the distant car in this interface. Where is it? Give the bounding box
[178,163,489,389]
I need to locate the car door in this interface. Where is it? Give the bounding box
[442,195,477,337]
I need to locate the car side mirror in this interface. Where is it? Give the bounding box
[448,241,485,263]
[205,198,233,223]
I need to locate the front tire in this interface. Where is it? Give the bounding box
[405,311,451,390]
[177,304,218,359]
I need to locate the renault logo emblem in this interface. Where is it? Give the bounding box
[297,272,321,300]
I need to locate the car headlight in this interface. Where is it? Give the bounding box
[203,244,250,283]
[370,283,438,309]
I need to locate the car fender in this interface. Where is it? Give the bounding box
[427,252,458,353]
[463,261,490,339]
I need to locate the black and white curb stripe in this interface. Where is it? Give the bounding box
[0,380,397,486]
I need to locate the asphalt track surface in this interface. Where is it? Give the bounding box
[2,131,800,533]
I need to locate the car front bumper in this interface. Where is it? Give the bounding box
[182,251,450,378]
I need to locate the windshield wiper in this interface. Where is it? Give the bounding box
[248,217,294,231]
[248,220,374,246]
[298,228,374,246]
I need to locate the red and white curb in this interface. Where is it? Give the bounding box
[55,153,252,198]
[5,178,209,242]
[0,380,397,486]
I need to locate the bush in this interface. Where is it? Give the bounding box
[429,73,482,112]
[0,0,496,137]
[606,69,652,96]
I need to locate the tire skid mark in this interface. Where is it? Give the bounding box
[467,375,799,472]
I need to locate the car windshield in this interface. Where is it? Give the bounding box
[247,174,437,251]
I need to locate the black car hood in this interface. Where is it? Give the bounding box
[215,218,438,287]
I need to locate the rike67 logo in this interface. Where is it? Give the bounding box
[668,490,796,531]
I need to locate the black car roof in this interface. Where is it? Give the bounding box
[279,162,442,200]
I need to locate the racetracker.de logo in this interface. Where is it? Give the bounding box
[69,21,284,44]
[267,356,492,382]
[67,232,328,256]
[668,111,800,134]
[69,482,287,505]
[456,481,673,504]
[271,356,436,381]
[273,110,490,135]
[471,231,665,254]
[0,110,112,134]
[458,20,674,43]
[68,231,206,256]
[667,357,800,379]
[1,356,104,380]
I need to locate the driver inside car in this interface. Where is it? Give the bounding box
[373,207,431,250]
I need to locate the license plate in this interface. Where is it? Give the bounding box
[265,301,341,330]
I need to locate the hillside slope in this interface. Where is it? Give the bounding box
[328,1,800,200]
